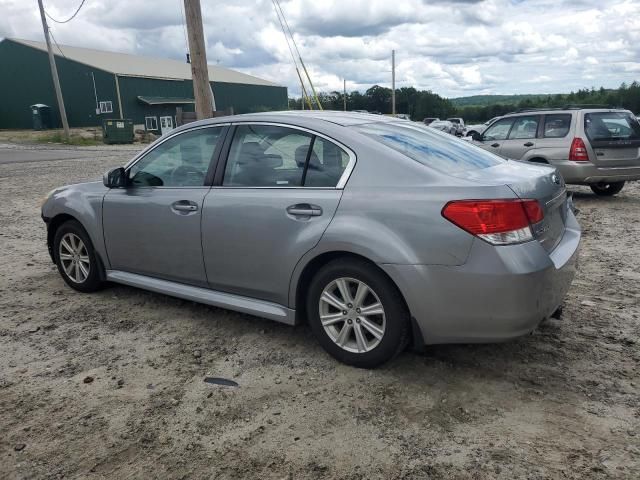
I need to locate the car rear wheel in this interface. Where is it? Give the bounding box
[54,220,104,292]
[590,181,625,196]
[307,259,409,368]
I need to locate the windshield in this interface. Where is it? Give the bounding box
[353,122,503,173]
[585,112,640,142]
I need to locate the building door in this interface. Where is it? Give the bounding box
[160,116,174,136]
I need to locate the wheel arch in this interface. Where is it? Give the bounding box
[292,250,423,349]
[47,213,107,280]
[527,156,549,164]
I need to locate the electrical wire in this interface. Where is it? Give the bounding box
[270,0,312,109]
[48,28,67,58]
[178,0,189,59]
[273,0,322,109]
[45,0,87,24]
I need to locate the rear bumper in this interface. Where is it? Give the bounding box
[553,160,640,184]
[381,209,581,345]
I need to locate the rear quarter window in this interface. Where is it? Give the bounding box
[353,122,503,173]
[543,114,572,138]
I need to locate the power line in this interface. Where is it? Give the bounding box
[48,28,67,58]
[273,0,322,109]
[178,0,189,60]
[45,0,87,24]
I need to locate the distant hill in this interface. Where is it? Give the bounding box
[450,94,556,107]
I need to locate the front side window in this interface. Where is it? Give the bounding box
[353,122,503,173]
[508,116,539,139]
[128,127,223,187]
[482,118,515,141]
[544,114,572,138]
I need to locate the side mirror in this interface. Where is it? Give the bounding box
[103,167,127,188]
[471,131,482,142]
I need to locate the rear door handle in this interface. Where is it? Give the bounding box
[523,142,534,147]
[171,200,198,213]
[286,204,322,217]
[491,143,500,148]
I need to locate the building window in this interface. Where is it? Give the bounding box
[99,101,113,114]
[145,116,158,131]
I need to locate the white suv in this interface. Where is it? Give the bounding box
[470,107,640,195]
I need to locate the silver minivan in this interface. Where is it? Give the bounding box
[471,107,640,195]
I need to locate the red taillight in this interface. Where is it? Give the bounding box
[569,137,589,162]
[442,199,544,245]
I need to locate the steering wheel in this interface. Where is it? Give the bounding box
[170,165,205,186]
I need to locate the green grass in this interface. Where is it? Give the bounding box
[35,132,103,146]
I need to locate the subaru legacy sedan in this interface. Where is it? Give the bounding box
[41,111,580,368]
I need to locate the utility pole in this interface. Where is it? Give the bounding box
[343,79,347,111]
[391,49,396,116]
[183,0,214,119]
[37,0,70,140]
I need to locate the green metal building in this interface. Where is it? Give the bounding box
[0,38,288,132]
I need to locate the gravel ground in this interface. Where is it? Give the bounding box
[1,147,639,479]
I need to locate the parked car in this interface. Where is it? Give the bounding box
[428,120,457,134]
[446,117,465,136]
[470,107,640,195]
[41,111,580,368]
[465,116,502,137]
[423,117,439,125]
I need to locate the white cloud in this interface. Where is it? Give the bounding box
[0,0,638,97]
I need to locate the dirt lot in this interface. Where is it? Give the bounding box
[1,145,639,479]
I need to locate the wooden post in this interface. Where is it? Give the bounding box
[343,79,347,111]
[391,50,396,116]
[37,0,70,139]
[183,0,214,119]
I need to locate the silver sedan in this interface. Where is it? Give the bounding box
[41,111,580,368]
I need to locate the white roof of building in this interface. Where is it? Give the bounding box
[10,38,279,87]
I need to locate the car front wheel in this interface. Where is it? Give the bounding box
[590,181,625,196]
[307,259,410,368]
[53,220,104,292]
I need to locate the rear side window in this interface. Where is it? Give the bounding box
[305,137,350,187]
[584,112,640,143]
[222,124,350,187]
[508,116,539,139]
[543,114,572,138]
[223,125,311,187]
[353,122,503,173]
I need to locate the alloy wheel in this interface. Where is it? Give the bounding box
[318,277,386,353]
[59,232,90,283]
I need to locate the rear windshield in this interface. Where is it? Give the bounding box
[584,112,640,143]
[353,122,503,173]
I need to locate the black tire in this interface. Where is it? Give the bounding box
[590,181,625,196]
[53,220,104,292]
[306,258,410,368]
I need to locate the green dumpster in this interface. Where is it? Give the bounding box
[31,104,52,130]
[102,119,134,144]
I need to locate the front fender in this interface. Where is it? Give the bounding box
[41,182,110,268]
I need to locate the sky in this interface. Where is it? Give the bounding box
[1,0,639,98]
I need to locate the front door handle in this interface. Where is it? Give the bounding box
[286,204,322,217]
[491,143,500,148]
[523,142,534,147]
[171,200,198,213]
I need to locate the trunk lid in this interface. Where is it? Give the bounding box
[451,161,567,252]
[584,111,640,167]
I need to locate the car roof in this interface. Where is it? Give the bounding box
[503,107,632,116]
[185,110,401,129]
